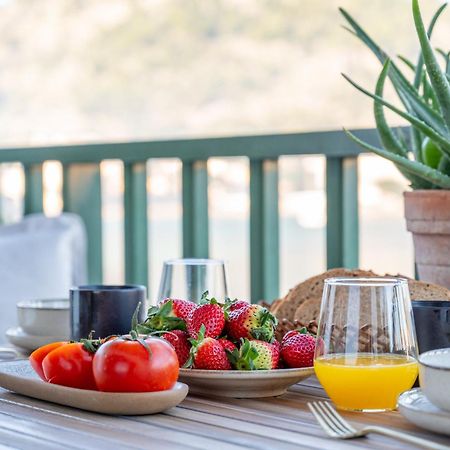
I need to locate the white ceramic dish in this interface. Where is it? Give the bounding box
[398,388,450,437]
[419,348,450,412]
[6,327,68,352]
[17,299,70,337]
[178,366,314,398]
[0,360,188,415]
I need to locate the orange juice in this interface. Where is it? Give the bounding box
[314,353,418,411]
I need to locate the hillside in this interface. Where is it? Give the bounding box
[0,0,447,145]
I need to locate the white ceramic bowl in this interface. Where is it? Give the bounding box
[419,348,450,412]
[17,299,70,337]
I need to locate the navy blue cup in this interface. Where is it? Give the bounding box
[412,300,450,354]
[70,285,146,340]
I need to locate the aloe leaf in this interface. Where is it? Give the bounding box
[343,73,450,155]
[436,49,450,77]
[374,64,430,186]
[398,55,416,72]
[340,7,418,102]
[422,72,439,109]
[374,61,408,156]
[390,66,448,136]
[341,25,357,37]
[340,5,448,155]
[438,154,450,175]
[413,3,448,89]
[345,129,450,188]
[339,8,387,61]
[413,0,450,130]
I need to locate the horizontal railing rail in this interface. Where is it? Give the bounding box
[0,127,384,302]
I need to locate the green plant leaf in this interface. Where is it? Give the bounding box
[384,64,448,137]
[373,61,430,187]
[413,0,450,130]
[413,3,448,89]
[374,61,408,156]
[340,5,448,157]
[339,8,387,61]
[438,154,450,175]
[398,55,416,72]
[342,73,450,156]
[422,72,439,109]
[422,137,443,169]
[436,49,450,78]
[345,129,450,188]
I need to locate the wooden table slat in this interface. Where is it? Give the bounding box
[0,375,449,449]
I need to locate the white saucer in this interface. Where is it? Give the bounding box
[5,327,69,352]
[398,388,450,436]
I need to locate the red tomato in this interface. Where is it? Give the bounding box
[93,337,179,392]
[30,341,67,381]
[42,343,97,390]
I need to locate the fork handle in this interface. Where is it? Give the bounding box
[366,426,449,450]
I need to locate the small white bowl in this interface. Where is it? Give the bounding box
[419,348,450,412]
[17,299,70,337]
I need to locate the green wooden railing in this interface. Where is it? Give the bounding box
[0,128,381,302]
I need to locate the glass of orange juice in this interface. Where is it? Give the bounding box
[314,277,418,412]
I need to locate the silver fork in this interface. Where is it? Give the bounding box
[308,401,450,450]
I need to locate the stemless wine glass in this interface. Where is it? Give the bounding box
[314,277,418,412]
[157,258,228,304]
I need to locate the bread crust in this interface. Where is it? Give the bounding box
[272,269,450,327]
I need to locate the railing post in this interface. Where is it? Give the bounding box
[250,159,279,303]
[124,161,149,289]
[63,163,103,284]
[326,156,359,268]
[24,164,44,215]
[182,160,209,258]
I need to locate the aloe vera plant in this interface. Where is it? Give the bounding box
[342,0,450,189]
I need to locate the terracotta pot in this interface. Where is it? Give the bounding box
[404,190,450,289]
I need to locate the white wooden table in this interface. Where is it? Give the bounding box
[0,376,448,449]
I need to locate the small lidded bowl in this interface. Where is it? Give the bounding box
[17,299,70,337]
[419,348,450,411]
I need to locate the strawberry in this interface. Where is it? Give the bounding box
[226,304,277,342]
[162,330,191,366]
[281,330,316,368]
[161,298,197,322]
[186,325,231,370]
[282,330,298,345]
[187,298,225,339]
[281,327,310,345]
[225,298,250,313]
[218,338,237,353]
[228,338,280,370]
[138,299,196,333]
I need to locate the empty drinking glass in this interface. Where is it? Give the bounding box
[157,258,228,304]
[314,277,418,412]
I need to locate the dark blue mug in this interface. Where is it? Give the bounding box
[70,285,146,340]
[412,300,450,354]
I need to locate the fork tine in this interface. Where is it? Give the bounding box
[307,402,339,437]
[321,401,357,434]
[315,401,349,435]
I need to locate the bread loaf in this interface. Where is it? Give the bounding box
[273,268,375,324]
[272,269,450,329]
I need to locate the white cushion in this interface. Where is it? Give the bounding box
[0,213,87,342]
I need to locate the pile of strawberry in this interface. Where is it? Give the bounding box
[137,294,317,370]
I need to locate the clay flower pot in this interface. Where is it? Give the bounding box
[404,190,450,289]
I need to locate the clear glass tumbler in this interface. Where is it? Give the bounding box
[157,258,228,304]
[314,277,418,412]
